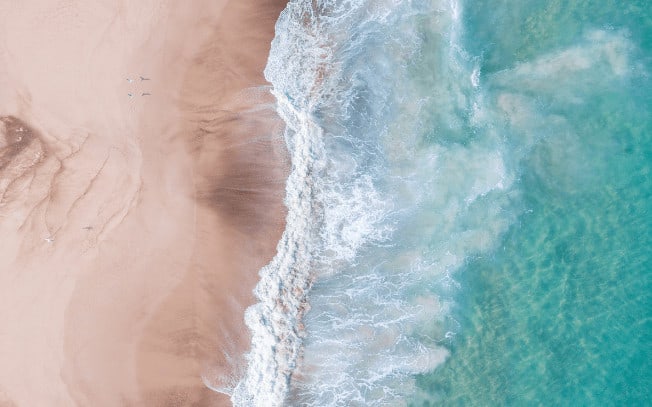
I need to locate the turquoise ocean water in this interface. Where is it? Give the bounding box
[228,1,651,405]
[413,1,652,406]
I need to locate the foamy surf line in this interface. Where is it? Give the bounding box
[229,0,522,405]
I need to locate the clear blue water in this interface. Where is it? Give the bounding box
[413,1,652,405]
[232,1,652,405]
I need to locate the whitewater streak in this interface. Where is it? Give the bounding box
[231,2,400,404]
[229,3,340,405]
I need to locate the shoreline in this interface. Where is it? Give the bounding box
[0,1,287,405]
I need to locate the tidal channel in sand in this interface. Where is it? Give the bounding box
[0,1,287,405]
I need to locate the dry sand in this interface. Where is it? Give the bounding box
[0,0,288,405]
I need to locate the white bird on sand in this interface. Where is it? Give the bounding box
[139,76,150,81]
[43,236,54,243]
[126,78,134,83]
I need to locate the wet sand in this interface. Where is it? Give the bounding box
[0,1,287,406]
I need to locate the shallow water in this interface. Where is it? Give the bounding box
[232,1,652,405]
[413,1,652,405]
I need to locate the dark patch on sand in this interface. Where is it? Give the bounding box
[190,106,289,235]
[179,7,290,237]
[0,115,45,172]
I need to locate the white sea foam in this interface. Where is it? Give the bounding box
[230,0,524,405]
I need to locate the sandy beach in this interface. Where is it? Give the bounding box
[0,1,287,406]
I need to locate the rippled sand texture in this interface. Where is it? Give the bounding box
[0,1,287,406]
